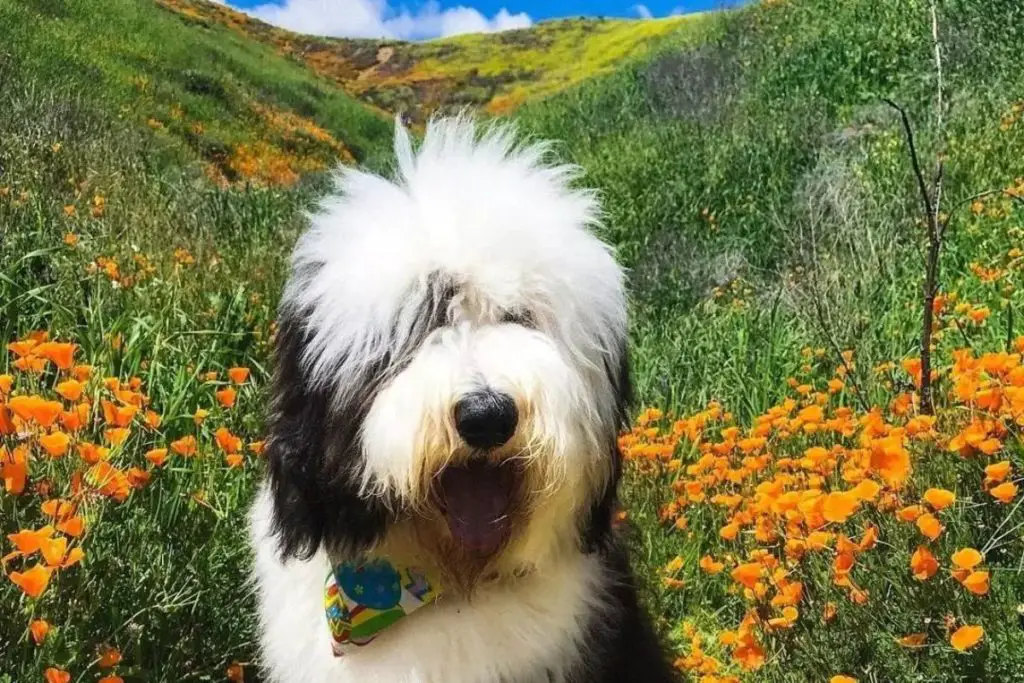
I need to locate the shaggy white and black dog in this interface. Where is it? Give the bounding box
[248,116,675,683]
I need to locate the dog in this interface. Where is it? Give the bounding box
[248,116,676,683]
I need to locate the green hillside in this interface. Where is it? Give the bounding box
[155,0,699,122]
[3,0,1024,681]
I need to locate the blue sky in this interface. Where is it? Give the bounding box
[222,0,744,40]
[229,0,739,21]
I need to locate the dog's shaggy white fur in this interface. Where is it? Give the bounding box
[249,117,674,683]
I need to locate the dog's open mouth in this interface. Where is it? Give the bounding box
[435,459,517,557]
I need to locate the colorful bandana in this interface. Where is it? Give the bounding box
[324,557,442,656]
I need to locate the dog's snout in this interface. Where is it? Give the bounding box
[454,390,518,450]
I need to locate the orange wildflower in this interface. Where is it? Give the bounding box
[898,633,927,648]
[823,491,859,523]
[950,624,984,651]
[55,379,84,401]
[171,436,197,457]
[952,548,983,571]
[44,668,71,683]
[104,427,131,446]
[699,555,725,574]
[7,526,55,555]
[916,513,943,541]
[145,448,169,467]
[226,662,245,682]
[961,571,990,595]
[215,427,242,454]
[41,499,76,520]
[990,481,1018,503]
[984,461,1011,484]
[8,563,53,598]
[228,367,251,384]
[910,546,938,580]
[216,387,237,408]
[731,563,762,589]
[34,342,76,369]
[8,395,63,428]
[57,516,85,537]
[78,442,110,465]
[831,677,857,683]
[98,646,122,668]
[38,431,71,458]
[225,454,244,468]
[29,619,50,645]
[99,677,125,683]
[922,488,955,511]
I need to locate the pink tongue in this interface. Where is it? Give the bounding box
[438,461,514,557]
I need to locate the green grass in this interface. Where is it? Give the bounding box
[3,0,1024,680]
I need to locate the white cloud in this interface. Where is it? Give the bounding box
[237,0,532,40]
[631,3,653,18]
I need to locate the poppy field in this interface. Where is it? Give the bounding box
[4,0,1024,680]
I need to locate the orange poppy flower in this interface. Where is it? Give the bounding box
[806,531,834,550]
[99,677,125,683]
[57,516,85,538]
[226,662,245,683]
[990,482,1018,503]
[830,677,857,683]
[145,448,169,467]
[984,461,1011,483]
[916,513,943,541]
[910,546,938,580]
[719,522,740,541]
[823,491,859,523]
[8,563,53,598]
[44,668,70,683]
[7,526,55,555]
[171,436,197,457]
[8,395,63,428]
[215,427,242,454]
[699,555,725,574]
[896,505,925,522]
[216,387,237,408]
[858,525,879,551]
[38,431,71,458]
[225,454,244,468]
[850,479,880,501]
[87,462,131,502]
[0,374,13,394]
[950,624,984,651]
[248,441,266,455]
[898,633,927,648]
[78,442,110,465]
[30,618,50,645]
[61,548,85,568]
[34,342,76,369]
[70,365,93,382]
[127,467,151,488]
[104,427,131,446]
[961,571,990,595]
[193,409,209,425]
[144,410,162,429]
[922,488,955,511]
[41,499,76,520]
[55,379,84,402]
[7,340,37,357]
[39,536,70,567]
[98,646,122,668]
[952,547,983,570]
[228,367,251,384]
[731,563,763,589]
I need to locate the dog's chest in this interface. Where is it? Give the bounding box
[251,491,605,683]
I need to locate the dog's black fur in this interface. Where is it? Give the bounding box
[264,288,676,683]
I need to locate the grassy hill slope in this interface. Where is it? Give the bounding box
[3,0,1024,681]
[156,0,698,122]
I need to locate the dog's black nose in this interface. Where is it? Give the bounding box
[454,390,518,450]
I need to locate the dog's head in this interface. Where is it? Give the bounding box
[266,117,630,592]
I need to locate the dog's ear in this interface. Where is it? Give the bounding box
[582,338,632,552]
[264,312,390,561]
